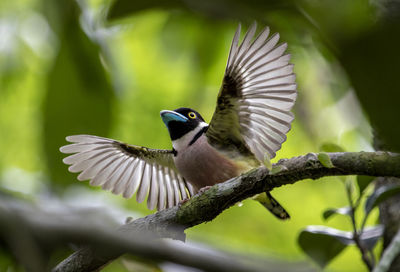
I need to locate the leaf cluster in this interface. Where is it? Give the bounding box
[299,173,400,270]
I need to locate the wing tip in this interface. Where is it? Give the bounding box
[62,156,72,164]
[237,22,242,33]
[59,145,68,153]
[68,165,79,173]
[77,172,89,181]
[249,21,257,32]
[65,135,82,143]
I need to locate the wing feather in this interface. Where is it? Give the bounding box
[147,164,158,210]
[169,168,181,205]
[230,22,257,70]
[207,24,297,161]
[177,173,189,200]
[136,162,150,202]
[157,166,166,210]
[102,155,129,190]
[60,134,190,211]
[112,157,135,195]
[226,24,241,73]
[163,167,174,208]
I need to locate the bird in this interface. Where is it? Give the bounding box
[60,22,297,219]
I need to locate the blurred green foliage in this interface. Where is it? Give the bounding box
[43,1,114,187]
[1,0,399,271]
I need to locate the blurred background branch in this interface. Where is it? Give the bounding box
[0,193,314,272]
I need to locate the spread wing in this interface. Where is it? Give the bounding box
[207,22,297,161]
[60,135,194,211]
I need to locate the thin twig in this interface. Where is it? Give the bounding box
[353,225,374,271]
[345,177,374,271]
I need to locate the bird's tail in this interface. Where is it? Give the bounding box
[254,192,290,220]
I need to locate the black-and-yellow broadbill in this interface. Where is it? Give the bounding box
[60,23,297,219]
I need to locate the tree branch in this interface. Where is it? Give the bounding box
[54,151,400,271]
[1,196,302,272]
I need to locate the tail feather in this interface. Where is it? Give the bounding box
[254,192,290,220]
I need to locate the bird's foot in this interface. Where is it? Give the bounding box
[178,198,190,206]
[178,186,212,207]
[198,185,212,194]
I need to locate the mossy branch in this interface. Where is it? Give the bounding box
[54,151,400,272]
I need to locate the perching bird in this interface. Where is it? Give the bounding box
[60,22,297,219]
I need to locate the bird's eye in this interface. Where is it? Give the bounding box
[188,112,196,119]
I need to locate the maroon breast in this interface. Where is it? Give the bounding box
[173,136,240,192]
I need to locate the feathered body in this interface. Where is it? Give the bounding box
[175,135,238,191]
[174,133,258,191]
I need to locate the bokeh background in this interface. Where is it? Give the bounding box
[1,0,399,271]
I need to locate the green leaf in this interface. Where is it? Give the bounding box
[318,152,334,168]
[298,226,350,267]
[323,206,351,221]
[359,225,384,250]
[298,224,383,265]
[357,175,374,195]
[365,184,400,216]
[319,143,345,153]
[345,177,354,195]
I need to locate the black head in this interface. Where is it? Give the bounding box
[160,107,206,141]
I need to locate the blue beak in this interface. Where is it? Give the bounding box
[160,110,188,126]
